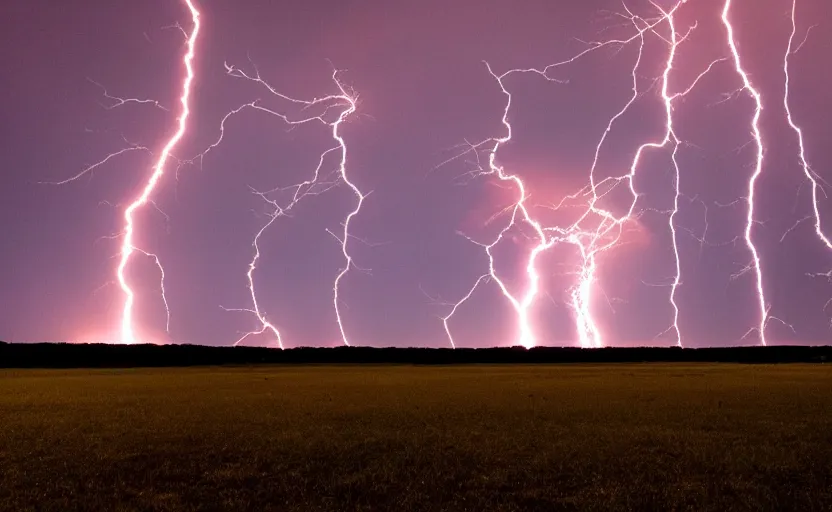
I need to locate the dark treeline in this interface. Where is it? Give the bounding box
[0,341,830,368]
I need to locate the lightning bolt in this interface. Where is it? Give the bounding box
[192,64,358,348]
[323,77,362,348]
[784,0,831,252]
[117,0,201,344]
[721,0,768,345]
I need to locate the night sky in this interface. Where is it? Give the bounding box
[1,0,830,348]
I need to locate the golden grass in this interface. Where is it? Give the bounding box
[1,364,831,510]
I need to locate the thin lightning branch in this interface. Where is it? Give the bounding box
[780,215,813,243]
[805,270,832,327]
[792,23,817,55]
[439,274,491,349]
[117,0,201,344]
[40,138,152,185]
[86,78,169,111]
[220,191,289,349]
[162,21,189,40]
[722,0,769,345]
[132,247,171,333]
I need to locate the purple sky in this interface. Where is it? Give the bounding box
[1,0,830,348]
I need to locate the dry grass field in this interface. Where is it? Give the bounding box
[1,364,831,511]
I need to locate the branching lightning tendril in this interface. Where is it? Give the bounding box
[194,64,358,348]
[784,0,831,253]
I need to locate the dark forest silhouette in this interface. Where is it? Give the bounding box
[0,341,829,368]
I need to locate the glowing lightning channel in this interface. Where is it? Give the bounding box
[452,61,560,349]
[721,0,768,345]
[659,4,685,348]
[327,77,361,347]
[194,64,358,348]
[86,78,169,112]
[116,0,201,345]
[784,0,832,252]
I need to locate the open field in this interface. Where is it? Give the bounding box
[1,364,831,511]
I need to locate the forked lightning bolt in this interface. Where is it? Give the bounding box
[451,61,559,350]
[42,1,199,344]
[721,0,769,345]
[116,0,201,344]
[193,64,358,348]
[441,1,726,349]
[328,81,362,348]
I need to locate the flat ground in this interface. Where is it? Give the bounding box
[1,364,831,511]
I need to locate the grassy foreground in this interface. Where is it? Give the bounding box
[1,364,831,511]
